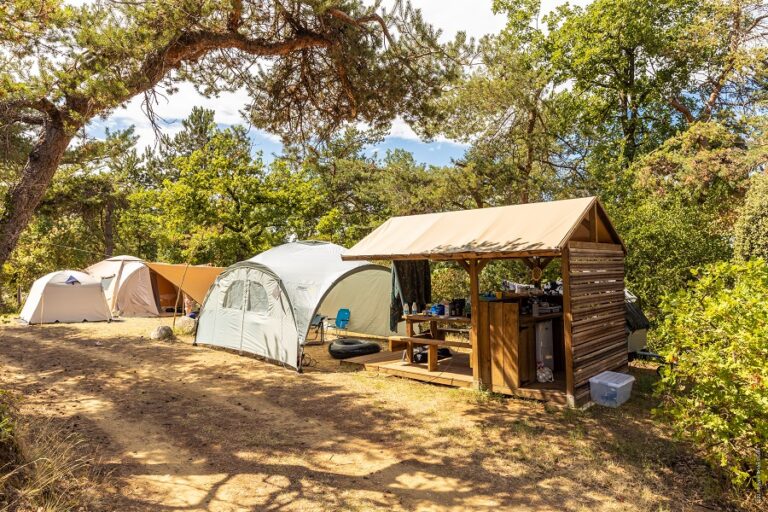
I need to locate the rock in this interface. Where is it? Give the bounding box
[150,325,174,341]
[176,316,197,335]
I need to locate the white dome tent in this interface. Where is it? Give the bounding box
[196,241,393,370]
[86,255,162,317]
[20,270,111,324]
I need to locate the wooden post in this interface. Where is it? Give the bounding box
[468,258,492,389]
[561,245,576,407]
[588,204,598,243]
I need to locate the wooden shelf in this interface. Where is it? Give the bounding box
[403,314,471,324]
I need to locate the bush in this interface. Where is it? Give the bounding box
[655,259,768,493]
[734,172,768,262]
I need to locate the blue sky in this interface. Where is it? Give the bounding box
[85,0,584,167]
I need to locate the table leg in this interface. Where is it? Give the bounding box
[406,342,414,363]
[428,344,438,371]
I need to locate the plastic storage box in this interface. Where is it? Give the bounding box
[589,371,635,407]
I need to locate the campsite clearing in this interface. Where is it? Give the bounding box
[0,318,721,511]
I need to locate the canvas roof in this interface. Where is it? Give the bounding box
[145,263,226,304]
[342,196,623,261]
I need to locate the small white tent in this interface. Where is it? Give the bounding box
[196,241,393,369]
[20,270,111,324]
[86,255,160,317]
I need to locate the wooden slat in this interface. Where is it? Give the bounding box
[572,301,625,317]
[572,308,626,329]
[572,325,626,348]
[490,302,504,390]
[572,319,625,341]
[569,272,625,285]
[570,281,625,296]
[504,303,519,390]
[571,290,625,306]
[477,297,491,388]
[568,241,624,252]
[569,256,625,265]
[573,350,628,386]
[573,338,627,363]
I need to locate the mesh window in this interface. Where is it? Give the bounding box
[247,282,269,314]
[223,280,245,310]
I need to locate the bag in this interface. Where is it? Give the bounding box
[407,345,452,363]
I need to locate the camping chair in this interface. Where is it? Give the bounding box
[305,313,326,345]
[328,308,351,338]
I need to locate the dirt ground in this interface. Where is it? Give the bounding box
[0,317,722,512]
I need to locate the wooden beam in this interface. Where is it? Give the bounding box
[468,259,483,389]
[588,204,598,243]
[341,249,561,262]
[561,245,576,407]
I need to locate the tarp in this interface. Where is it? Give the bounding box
[145,263,225,304]
[20,270,111,324]
[342,196,611,260]
[86,255,160,317]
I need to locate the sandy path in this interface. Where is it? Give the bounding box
[0,318,714,511]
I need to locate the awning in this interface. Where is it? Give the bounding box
[343,197,622,261]
[145,263,225,304]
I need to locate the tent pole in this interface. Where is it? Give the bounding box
[172,263,190,330]
[111,259,125,314]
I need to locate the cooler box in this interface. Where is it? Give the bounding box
[589,371,635,407]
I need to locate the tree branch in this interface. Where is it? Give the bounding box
[326,8,394,46]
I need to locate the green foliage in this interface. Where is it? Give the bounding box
[655,260,768,491]
[609,195,732,319]
[734,172,768,262]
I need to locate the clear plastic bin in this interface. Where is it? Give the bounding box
[589,371,635,407]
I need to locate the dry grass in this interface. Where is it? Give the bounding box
[0,318,745,511]
[0,391,101,511]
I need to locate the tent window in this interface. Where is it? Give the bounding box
[223,280,245,310]
[247,282,269,314]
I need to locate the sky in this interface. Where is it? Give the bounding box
[85,0,584,166]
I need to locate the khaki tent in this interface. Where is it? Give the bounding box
[20,270,111,324]
[343,196,623,261]
[196,241,392,370]
[87,256,163,317]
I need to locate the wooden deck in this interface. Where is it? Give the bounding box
[342,351,474,388]
[343,351,569,404]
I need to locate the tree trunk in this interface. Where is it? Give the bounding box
[0,124,74,277]
[103,193,115,257]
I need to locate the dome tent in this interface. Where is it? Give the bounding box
[196,241,393,370]
[86,255,161,317]
[20,270,111,324]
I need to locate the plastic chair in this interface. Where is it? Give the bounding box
[329,308,351,337]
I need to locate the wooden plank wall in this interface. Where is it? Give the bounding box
[567,241,628,405]
[478,301,520,394]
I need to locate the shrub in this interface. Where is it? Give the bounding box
[655,259,768,493]
[734,172,768,262]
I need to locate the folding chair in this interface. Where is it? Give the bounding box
[305,313,326,345]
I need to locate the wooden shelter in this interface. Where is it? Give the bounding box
[342,196,627,407]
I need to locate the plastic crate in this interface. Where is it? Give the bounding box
[589,371,635,407]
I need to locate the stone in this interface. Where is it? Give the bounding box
[175,315,197,335]
[150,325,174,341]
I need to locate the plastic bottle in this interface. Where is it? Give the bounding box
[403,302,410,316]
[412,302,419,315]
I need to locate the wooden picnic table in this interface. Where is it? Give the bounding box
[388,314,473,371]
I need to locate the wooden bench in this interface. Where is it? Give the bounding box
[388,335,472,372]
